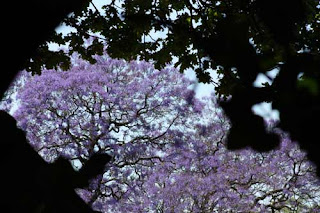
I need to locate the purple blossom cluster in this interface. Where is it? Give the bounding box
[14,54,197,162]
[12,53,320,212]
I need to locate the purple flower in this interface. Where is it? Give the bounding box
[9,51,320,212]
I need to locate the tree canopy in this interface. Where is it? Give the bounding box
[2,1,319,211]
[7,54,320,212]
[23,0,320,174]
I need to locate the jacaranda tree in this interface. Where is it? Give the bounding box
[10,53,320,211]
[139,125,320,212]
[80,98,320,212]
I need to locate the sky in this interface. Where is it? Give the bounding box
[52,0,280,122]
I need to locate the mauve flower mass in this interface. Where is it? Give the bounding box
[8,53,320,212]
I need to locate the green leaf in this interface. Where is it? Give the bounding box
[297,76,319,96]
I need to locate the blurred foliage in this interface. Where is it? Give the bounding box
[25,0,320,174]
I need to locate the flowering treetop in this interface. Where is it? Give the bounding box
[10,53,320,212]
